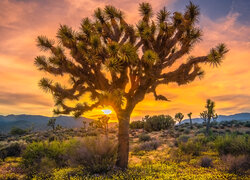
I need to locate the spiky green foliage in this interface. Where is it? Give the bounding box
[175,112,184,124]
[47,118,56,130]
[35,2,227,120]
[200,99,218,135]
[187,112,193,128]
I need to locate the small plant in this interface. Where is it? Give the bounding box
[139,133,151,142]
[0,143,22,161]
[177,135,190,144]
[134,140,160,152]
[222,154,250,175]
[215,134,250,156]
[130,120,145,129]
[244,121,250,127]
[179,139,202,156]
[47,118,56,131]
[200,156,213,168]
[10,127,27,136]
[184,129,190,134]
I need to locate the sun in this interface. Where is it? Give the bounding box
[101,109,112,115]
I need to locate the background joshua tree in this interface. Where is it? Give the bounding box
[175,112,184,125]
[187,112,193,129]
[47,118,56,131]
[95,115,110,137]
[35,2,228,168]
[82,120,87,130]
[200,99,217,135]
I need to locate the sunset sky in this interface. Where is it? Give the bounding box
[0,0,250,121]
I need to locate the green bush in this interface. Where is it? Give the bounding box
[139,133,151,142]
[10,127,27,136]
[67,136,117,174]
[130,120,144,129]
[223,155,250,175]
[178,139,202,156]
[184,129,190,134]
[134,140,160,152]
[21,140,69,176]
[244,121,250,127]
[22,137,117,177]
[200,156,213,168]
[0,143,22,161]
[143,115,175,132]
[177,135,190,143]
[215,134,250,156]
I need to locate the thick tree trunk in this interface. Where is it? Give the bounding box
[116,111,130,169]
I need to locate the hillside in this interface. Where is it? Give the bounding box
[182,113,250,124]
[0,114,92,133]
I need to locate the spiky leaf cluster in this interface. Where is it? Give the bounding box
[35,2,228,117]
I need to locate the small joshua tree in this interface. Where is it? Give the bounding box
[47,118,56,131]
[35,2,228,168]
[95,115,110,137]
[200,99,217,135]
[82,120,87,130]
[187,112,193,129]
[175,112,184,125]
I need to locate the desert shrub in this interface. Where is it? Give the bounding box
[215,134,250,156]
[178,128,185,132]
[67,136,117,174]
[244,122,250,127]
[21,140,69,177]
[0,143,22,161]
[200,156,213,168]
[130,120,144,129]
[225,129,231,133]
[222,155,250,175]
[178,139,202,156]
[219,125,225,129]
[22,137,117,176]
[213,125,219,129]
[143,115,175,132]
[234,123,240,128]
[134,140,160,152]
[138,133,151,142]
[177,135,190,144]
[235,131,243,135]
[10,127,27,136]
[184,129,190,134]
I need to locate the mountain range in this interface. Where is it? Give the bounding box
[181,112,250,124]
[0,113,250,134]
[0,114,92,134]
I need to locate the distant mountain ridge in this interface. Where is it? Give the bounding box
[0,114,92,134]
[182,112,250,124]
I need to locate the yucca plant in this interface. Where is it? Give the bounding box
[200,99,218,135]
[187,112,193,129]
[35,2,228,169]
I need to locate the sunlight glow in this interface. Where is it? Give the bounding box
[102,109,112,115]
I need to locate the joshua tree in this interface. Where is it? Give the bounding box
[47,118,56,131]
[35,2,228,168]
[200,99,217,135]
[175,112,184,125]
[187,112,193,129]
[82,120,87,129]
[95,115,110,137]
